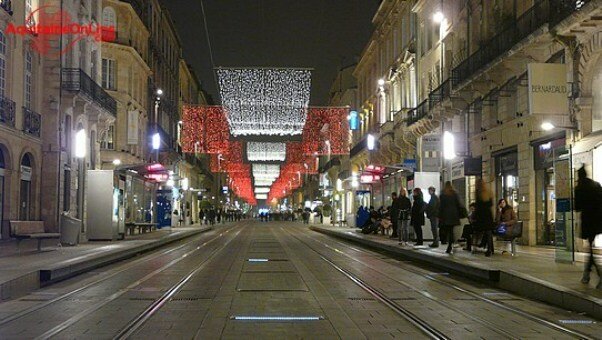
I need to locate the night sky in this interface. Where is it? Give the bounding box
[162,0,380,105]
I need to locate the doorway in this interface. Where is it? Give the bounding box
[19,153,33,220]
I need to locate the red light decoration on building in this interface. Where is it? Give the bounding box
[301,107,350,155]
[182,106,230,154]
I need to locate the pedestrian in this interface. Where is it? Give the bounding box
[463,203,477,251]
[473,179,495,256]
[426,186,440,247]
[389,192,401,239]
[493,198,517,243]
[438,181,465,254]
[575,166,602,287]
[398,188,412,245]
[410,188,426,246]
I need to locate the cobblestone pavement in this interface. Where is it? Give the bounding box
[0,221,599,339]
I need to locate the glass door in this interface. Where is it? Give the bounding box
[553,146,574,262]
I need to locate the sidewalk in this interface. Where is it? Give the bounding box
[0,225,212,301]
[310,224,602,320]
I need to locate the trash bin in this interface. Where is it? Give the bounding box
[60,213,81,246]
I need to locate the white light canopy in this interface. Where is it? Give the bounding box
[247,142,286,161]
[254,179,276,186]
[255,194,268,200]
[254,187,270,194]
[217,68,312,136]
[252,164,281,178]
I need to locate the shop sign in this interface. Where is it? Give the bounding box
[527,63,569,115]
[451,161,464,180]
[403,159,417,171]
[127,111,139,145]
[421,134,441,172]
[464,157,482,176]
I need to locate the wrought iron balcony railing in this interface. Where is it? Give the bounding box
[61,69,117,117]
[0,0,12,15]
[23,107,41,138]
[406,100,429,127]
[428,78,451,108]
[452,0,589,89]
[0,95,15,128]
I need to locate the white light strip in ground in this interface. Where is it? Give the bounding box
[232,316,323,321]
[247,259,269,262]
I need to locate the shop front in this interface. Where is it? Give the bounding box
[494,148,520,213]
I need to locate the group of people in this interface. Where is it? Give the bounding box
[199,208,243,225]
[357,180,521,256]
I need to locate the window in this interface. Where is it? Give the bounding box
[102,7,116,31]
[24,49,32,108]
[0,32,6,97]
[102,58,116,90]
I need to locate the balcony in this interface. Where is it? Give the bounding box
[0,0,12,15]
[23,107,41,138]
[0,95,15,128]
[428,78,451,109]
[406,100,429,127]
[452,0,589,89]
[61,69,117,117]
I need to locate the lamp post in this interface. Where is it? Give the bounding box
[153,89,163,163]
[75,128,86,223]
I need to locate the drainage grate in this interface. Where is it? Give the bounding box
[128,297,156,301]
[19,298,50,302]
[391,297,417,301]
[170,297,212,302]
[348,297,376,301]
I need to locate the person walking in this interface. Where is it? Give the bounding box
[389,192,401,239]
[473,179,495,256]
[398,188,412,245]
[426,186,440,247]
[410,188,426,246]
[575,166,602,287]
[438,181,465,254]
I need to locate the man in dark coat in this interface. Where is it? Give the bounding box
[398,189,412,244]
[426,186,440,247]
[575,167,602,287]
[389,192,401,239]
[410,188,426,245]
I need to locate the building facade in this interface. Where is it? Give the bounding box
[0,0,44,239]
[348,0,602,253]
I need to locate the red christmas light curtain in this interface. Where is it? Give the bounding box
[182,106,230,154]
[301,107,350,156]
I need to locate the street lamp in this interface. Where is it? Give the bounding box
[367,134,376,151]
[75,129,87,158]
[153,88,163,162]
[433,11,444,23]
[443,131,456,160]
[112,159,121,166]
[377,78,385,87]
[541,121,579,131]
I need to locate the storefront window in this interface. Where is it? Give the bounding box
[494,150,519,213]
[534,138,567,246]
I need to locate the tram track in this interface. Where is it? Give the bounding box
[0,225,240,339]
[285,227,596,340]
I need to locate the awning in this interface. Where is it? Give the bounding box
[572,130,602,154]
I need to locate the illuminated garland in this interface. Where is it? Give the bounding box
[217,68,311,136]
[247,142,286,161]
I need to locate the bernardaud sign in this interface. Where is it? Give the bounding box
[527,63,569,115]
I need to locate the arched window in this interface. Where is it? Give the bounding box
[102,7,117,31]
[19,153,33,220]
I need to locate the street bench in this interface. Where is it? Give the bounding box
[10,221,61,251]
[498,221,523,256]
[125,222,158,235]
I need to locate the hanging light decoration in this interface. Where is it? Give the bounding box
[301,107,350,155]
[247,142,286,161]
[216,68,312,136]
[181,106,230,154]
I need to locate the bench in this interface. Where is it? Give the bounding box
[10,221,61,251]
[125,222,158,235]
[498,221,523,256]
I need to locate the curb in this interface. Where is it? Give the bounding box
[310,226,602,320]
[0,227,212,301]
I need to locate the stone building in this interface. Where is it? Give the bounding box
[349,0,602,253]
[0,0,45,239]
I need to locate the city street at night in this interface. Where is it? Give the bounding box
[1,0,602,338]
